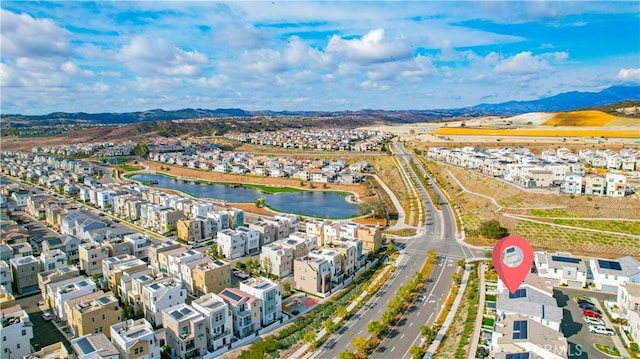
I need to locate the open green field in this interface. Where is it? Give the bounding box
[242,184,305,194]
[117,164,143,172]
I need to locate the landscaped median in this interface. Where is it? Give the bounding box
[235,255,393,359]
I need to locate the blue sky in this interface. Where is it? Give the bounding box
[1,1,638,114]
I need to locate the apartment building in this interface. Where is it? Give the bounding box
[71,333,120,359]
[79,243,110,276]
[218,288,261,339]
[192,293,233,351]
[110,319,161,359]
[0,304,33,359]
[161,304,208,359]
[69,292,122,338]
[142,278,187,326]
[294,256,332,296]
[9,255,39,295]
[239,277,282,326]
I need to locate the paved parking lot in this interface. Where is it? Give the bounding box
[554,288,618,359]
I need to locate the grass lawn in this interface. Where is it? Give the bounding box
[594,343,620,357]
[118,164,143,172]
[383,228,417,237]
[242,183,305,194]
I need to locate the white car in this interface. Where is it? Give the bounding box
[588,325,615,336]
[583,317,604,326]
[42,312,53,321]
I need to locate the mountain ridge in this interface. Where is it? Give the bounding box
[2,85,638,126]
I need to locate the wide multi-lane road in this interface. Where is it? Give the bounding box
[312,142,484,358]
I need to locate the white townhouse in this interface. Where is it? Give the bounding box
[617,282,640,320]
[0,304,34,359]
[192,293,233,351]
[589,256,640,292]
[110,319,161,359]
[216,229,246,260]
[51,277,97,321]
[605,173,627,197]
[239,277,282,327]
[562,173,583,194]
[142,278,187,326]
[496,273,563,331]
[167,249,202,280]
[534,252,588,288]
[237,226,260,256]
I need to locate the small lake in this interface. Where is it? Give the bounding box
[129,174,359,218]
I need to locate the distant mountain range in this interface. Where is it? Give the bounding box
[2,85,638,126]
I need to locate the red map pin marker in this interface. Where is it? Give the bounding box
[492,235,533,294]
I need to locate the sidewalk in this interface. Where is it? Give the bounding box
[423,262,472,359]
[593,298,631,358]
[467,263,486,359]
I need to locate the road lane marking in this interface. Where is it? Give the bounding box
[401,333,405,339]
[391,347,395,352]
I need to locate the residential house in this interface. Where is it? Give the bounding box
[51,277,97,321]
[218,288,261,339]
[79,243,110,276]
[496,273,563,331]
[192,293,233,351]
[584,174,606,196]
[38,266,81,305]
[561,173,583,194]
[357,225,383,253]
[491,313,568,359]
[260,243,294,278]
[617,282,640,320]
[216,229,246,260]
[606,173,626,197]
[177,219,203,244]
[589,256,640,292]
[142,278,186,326]
[110,319,161,359]
[534,252,588,288]
[9,255,39,295]
[161,304,207,359]
[71,333,120,359]
[68,291,122,338]
[0,304,33,359]
[28,342,70,359]
[188,257,231,296]
[239,277,282,326]
[293,256,332,296]
[39,249,68,271]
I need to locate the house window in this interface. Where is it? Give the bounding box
[21,329,26,336]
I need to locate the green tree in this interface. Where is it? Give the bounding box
[303,330,317,348]
[352,336,368,355]
[339,351,356,359]
[427,249,438,264]
[283,281,292,296]
[336,306,348,318]
[479,220,508,239]
[382,310,395,326]
[367,320,385,337]
[324,319,337,334]
[387,240,397,254]
[410,345,424,359]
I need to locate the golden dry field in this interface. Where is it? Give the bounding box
[542,110,619,126]
[431,127,639,138]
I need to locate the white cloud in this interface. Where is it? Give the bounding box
[213,25,270,49]
[327,28,411,64]
[616,68,640,82]
[61,61,94,77]
[494,51,550,75]
[118,36,208,76]
[1,9,71,58]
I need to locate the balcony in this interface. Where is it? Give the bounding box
[212,328,231,340]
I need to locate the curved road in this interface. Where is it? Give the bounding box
[312,142,484,358]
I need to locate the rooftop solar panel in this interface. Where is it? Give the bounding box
[97,297,111,305]
[222,289,242,302]
[170,310,184,319]
[505,353,530,359]
[512,320,528,340]
[598,260,622,271]
[551,256,581,264]
[76,338,96,354]
[508,288,527,299]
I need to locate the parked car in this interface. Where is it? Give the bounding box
[42,312,53,321]
[577,299,594,306]
[574,295,591,303]
[583,309,603,318]
[589,325,616,336]
[583,317,605,326]
[579,302,598,310]
[416,295,426,302]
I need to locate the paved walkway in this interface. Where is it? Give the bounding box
[423,262,472,359]
[370,173,412,230]
[467,263,486,359]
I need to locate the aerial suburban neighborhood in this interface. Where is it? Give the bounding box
[1,2,639,359]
